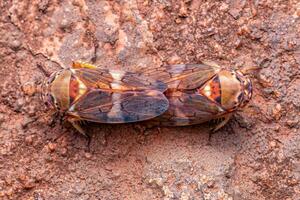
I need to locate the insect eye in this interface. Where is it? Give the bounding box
[235,74,242,83]
[238,93,244,102]
[47,71,62,84]
[45,94,55,106]
[44,101,50,106]
[55,102,60,110]
[47,74,56,84]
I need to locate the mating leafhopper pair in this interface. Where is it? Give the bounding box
[41,61,252,134]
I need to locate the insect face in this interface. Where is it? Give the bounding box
[41,71,58,108]
[199,69,252,112]
[42,69,74,112]
[235,70,252,108]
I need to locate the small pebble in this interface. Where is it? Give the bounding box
[18,174,27,182]
[21,117,35,129]
[148,178,163,187]
[0,113,5,125]
[23,179,35,189]
[47,142,56,152]
[234,38,242,48]
[5,176,13,185]
[59,19,72,30]
[257,73,271,87]
[25,135,34,145]
[179,2,188,17]
[60,148,68,156]
[206,180,215,188]
[13,98,25,112]
[84,152,92,159]
[269,141,277,148]
[9,39,22,50]
[175,18,182,24]
[167,55,182,65]
[22,82,37,96]
[220,3,229,11]
[237,25,250,36]
[154,9,164,20]
[286,120,298,128]
[5,188,13,197]
[33,192,44,200]
[272,104,282,120]
[273,124,280,131]
[103,43,112,50]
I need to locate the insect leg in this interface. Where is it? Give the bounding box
[201,60,221,69]
[240,65,262,75]
[67,117,88,137]
[211,113,233,132]
[66,117,92,151]
[72,61,97,69]
[48,112,60,127]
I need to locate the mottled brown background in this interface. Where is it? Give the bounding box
[0,0,300,199]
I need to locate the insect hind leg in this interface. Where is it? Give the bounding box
[210,113,233,132]
[67,117,89,137]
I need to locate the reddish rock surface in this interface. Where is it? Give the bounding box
[0,1,299,199]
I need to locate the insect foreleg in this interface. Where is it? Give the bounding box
[67,117,88,137]
[211,113,233,132]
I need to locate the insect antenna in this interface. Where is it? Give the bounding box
[85,134,92,152]
[240,65,262,75]
[36,63,51,77]
[36,61,65,77]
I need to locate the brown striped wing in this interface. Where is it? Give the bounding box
[153,91,226,126]
[67,89,169,123]
[137,63,221,90]
[72,68,167,92]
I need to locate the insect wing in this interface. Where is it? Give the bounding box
[138,64,221,90]
[72,68,167,92]
[68,89,169,123]
[155,91,225,126]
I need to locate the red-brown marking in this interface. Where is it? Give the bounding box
[69,76,79,104]
[199,76,222,104]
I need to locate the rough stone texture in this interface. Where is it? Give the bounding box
[0,0,300,199]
